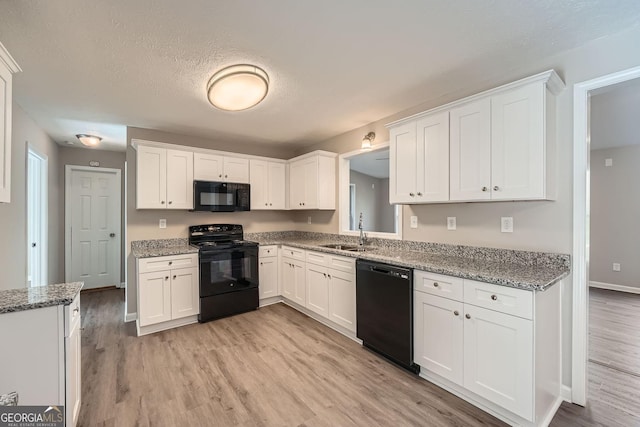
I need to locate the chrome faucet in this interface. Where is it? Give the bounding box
[358,212,367,247]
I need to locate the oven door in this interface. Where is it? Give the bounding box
[199,246,258,297]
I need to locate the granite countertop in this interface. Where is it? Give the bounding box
[253,237,569,291]
[0,282,83,314]
[131,238,199,258]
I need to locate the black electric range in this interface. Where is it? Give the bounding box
[189,224,259,322]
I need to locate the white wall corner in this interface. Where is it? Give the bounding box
[561,385,573,402]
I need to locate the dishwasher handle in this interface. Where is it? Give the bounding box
[367,265,410,279]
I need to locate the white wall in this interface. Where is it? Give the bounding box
[0,103,62,290]
[590,146,640,288]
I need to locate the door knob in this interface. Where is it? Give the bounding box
[491,294,498,301]
[110,233,116,237]
[465,314,471,319]
[453,311,459,316]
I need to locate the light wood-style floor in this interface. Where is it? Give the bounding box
[77,288,640,426]
[551,288,640,426]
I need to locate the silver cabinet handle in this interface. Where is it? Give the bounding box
[482,187,488,192]
[265,203,268,206]
[433,282,439,287]
[269,203,272,206]
[465,314,471,319]
[327,274,331,279]
[493,186,499,191]
[453,310,459,316]
[173,275,176,280]
[110,233,116,237]
[219,174,222,178]
[260,262,263,265]
[491,294,498,301]
[168,261,172,265]
[74,308,79,314]
[225,175,228,178]
[409,192,415,197]
[323,273,327,278]
[165,276,169,280]
[161,201,165,204]
[417,192,422,196]
[168,201,172,205]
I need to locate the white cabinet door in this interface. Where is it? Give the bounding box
[193,152,224,181]
[416,111,450,202]
[281,258,296,300]
[65,314,81,427]
[389,122,418,204]
[250,159,269,209]
[170,267,199,319]
[463,304,534,421]
[414,292,463,385]
[306,264,329,317]
[138,270,172,326]
[302,158,319,209]
[450,99,491,201]
[0,60,13,203]
[268,162,286,209]
[328,269,356,332]
[223,156,250,183]
[166,149,193,209]
[292,259,307,307]
[259,256,278,299]
[491,82,545,200]
[289,160,306,209]
[136,145,167,208]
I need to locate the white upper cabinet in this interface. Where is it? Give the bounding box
[390,111,450,203]
[288,151,336,210]
[136,143,193,209]
[449,99,492,201]
[250,159,286,210]
[387,70,564,204]
[194,152,249,183]
[0,43,21,204]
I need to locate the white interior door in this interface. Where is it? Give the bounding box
[27,147,47,287]
[66,166,121,289]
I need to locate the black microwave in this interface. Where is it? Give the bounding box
[193,180,251,212]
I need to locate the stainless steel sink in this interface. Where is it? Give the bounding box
[318,244,369,252]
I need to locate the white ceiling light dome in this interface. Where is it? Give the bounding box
[207,64,269,111]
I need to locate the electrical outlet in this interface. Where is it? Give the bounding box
[447,217,456,230]
[159,219,167,229]
[410,216,418,229]
[605,158,613,167]
[307,216,312,224]
[613,263,621,272]
[501,217,513,233]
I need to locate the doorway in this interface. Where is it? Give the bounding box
[572,65,640,405]
[27,145,47,287]
[65,165,121,290]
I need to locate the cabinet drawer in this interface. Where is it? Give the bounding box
[259,245,277,258]
[281,246,305,261]
[65,294,81,337]
[463,280,533,319]
[306,250,327,266]
[414,270,463,301]
[138,253,198,274]
[327,254,355,274]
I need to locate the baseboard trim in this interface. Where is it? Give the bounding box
[561,384,572,403]
[119,281,126,289]
[125,312,137,322]
[589,281,640,294]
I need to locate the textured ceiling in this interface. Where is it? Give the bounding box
[1,1,640,152]
[591,77,640,150]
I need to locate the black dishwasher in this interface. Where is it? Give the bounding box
[356,259,419,373]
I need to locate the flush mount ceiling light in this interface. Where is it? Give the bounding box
[361,132,375,150]
[207,64,269,111]
[75,134,102,147]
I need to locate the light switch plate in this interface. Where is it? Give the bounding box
[613,263,621,271]
[447,217,456,230]
[605,158,613,167]
[159,219,167,229]
[410,216,418,229]
[501,217,513,233]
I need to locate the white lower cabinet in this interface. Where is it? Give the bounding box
[413,270,561,426]
[259,245,279,299]
[306,263,329,317]
[0,294,82,427]
[281,257,306,306]
[136,254,199,336]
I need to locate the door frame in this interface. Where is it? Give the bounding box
[572,65,640,405]
[65,165,122,285]
[26,144,48,287]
